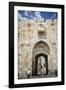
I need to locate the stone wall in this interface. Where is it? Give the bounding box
[18,19,58,79]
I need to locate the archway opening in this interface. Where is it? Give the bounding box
[32,41,50,77]
[35,53,48,76]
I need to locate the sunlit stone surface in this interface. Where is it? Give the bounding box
[18,19,58,79]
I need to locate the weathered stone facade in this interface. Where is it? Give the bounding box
[18,19,58,79]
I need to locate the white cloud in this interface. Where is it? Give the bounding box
[18,13,23,20]
[18,11,44,20]
[24,11,34,19]
[24,11,29,17]
[51,13,57,19]
[34,11,43,19]
[18,13,29,20]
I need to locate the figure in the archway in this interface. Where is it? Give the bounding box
[38,56,46,76]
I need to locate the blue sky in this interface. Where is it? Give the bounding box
[18,10,57,20]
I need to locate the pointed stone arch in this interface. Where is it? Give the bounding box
[32,41,50,76]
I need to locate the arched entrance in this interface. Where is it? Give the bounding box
[35,53,48,76]
[32,41,50,77]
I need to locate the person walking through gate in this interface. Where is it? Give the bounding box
[27,68,31,78]
[39,56,46,75]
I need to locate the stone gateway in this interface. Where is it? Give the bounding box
[18,19,58,79]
